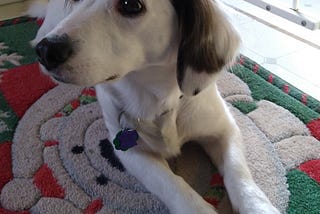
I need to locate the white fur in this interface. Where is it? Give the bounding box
[28,0,72,46]
[28,0,280,213]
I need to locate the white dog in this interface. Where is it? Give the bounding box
[29,0,280,213]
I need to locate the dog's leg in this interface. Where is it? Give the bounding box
[202,128,280,214]
[195,109,279,213]
[115,148,218,214]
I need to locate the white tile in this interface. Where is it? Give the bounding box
[278,47,320,87]
[237,20,307,59]
[220,0,248,7]
[222,6,255,26]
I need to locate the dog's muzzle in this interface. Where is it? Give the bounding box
[35,34,73,71]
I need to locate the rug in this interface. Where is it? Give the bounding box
[0,17,320,214]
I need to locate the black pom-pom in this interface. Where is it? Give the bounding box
[71,145,84,154]
[96,174,109,185]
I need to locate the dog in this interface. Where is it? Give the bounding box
[30,0,280,213]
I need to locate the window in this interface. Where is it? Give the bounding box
[243,0,320,30]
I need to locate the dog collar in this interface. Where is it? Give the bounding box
[113,129,139,151]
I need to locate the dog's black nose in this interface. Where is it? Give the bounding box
[35,34,73,70]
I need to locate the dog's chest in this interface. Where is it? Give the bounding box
[132,108,182,157]
[112,69,184,157]
[119,93,183,157]
[119,76,180,119]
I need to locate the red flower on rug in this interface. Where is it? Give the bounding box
[33,164,65,198]
[0,63,56,118]
[299,160,320,183]
[0,142,13,190]
[84,199,103,214]
[307,118,320,141]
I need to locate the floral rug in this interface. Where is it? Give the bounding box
[0,17,320,214]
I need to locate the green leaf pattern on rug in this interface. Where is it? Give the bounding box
[0,42,23,72]
[0,22,39,69]
[0,110,11,132]
[57,88,97,117]
[0,94,18,143]
[79,94,97,105]
[287,170,320,214]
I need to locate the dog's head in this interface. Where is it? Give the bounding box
[35,0,240,96]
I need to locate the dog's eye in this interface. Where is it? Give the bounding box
[65,0,81,5]
[117,0,145,17]
[66,0,80,3]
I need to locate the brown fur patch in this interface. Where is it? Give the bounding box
[172,0,226,80]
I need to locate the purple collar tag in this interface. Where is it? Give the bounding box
[113,129,139,151]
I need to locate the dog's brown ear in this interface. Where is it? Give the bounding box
[172,0,240,96]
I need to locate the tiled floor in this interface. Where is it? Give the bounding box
[0,1,28,21]
[221,0,320,101]
[0,0,320,100]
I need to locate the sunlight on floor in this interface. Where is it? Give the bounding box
[221,0,320,101]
